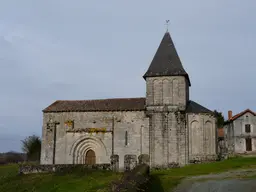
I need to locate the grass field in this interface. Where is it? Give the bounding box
[0,157,255,192]
[149,157,256,192]
[0,164,122,192]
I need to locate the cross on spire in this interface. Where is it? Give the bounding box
[165,20,170,32]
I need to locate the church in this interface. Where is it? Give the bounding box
[41,30,217,170]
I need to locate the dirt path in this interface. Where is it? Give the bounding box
[172,169,256,192]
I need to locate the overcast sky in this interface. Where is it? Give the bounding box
[0,0,255,152]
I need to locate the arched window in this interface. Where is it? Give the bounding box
[125,131,128,146]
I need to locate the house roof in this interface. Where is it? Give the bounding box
[229,109,256,121]
[143,32,191,86]
[185,100,213,114]
[43,98,213,114]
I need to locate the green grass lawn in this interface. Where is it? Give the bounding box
[0,164,122,192]
[1,157,255,192]
[149,157,256,192]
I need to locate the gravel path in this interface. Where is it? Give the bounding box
[172,169,256,192]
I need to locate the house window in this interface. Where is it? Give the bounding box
[125,131,128,146]
[245,124,251,133]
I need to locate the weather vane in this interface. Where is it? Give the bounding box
[165,20,170,32]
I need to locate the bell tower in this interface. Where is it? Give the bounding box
[144,31,190,167]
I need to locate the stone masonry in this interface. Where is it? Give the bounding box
[41,31,217,171]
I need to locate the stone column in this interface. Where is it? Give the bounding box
[178,112,187,165]
[146,112,154,168]
[46,119,59,164]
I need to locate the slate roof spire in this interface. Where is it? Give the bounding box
[143,31,191,86]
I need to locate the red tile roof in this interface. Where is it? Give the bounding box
[230,109,256,121]
[43,97,146,112]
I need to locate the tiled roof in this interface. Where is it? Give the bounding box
[186,100,213,114]
[143,32,191,86]
[43,97,213,114]
[228,109,256,121]
[43,97,146,112]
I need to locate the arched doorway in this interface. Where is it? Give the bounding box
[85,150,96,165]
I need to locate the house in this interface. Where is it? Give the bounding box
[224,109,256,155]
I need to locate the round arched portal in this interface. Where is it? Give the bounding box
[85,149,96,165]
[70,136,108,164]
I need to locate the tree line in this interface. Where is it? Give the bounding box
[0,135,41,164]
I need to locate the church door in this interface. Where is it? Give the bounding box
[85,150,96,165]
[246,138,252,151]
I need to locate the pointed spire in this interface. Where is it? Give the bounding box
[143,31,191,86]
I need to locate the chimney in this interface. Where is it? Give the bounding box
[228,110,232,120]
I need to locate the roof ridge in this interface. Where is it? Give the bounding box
[56,97,146,102]
[43,97,146,112]
[230,108,256,121]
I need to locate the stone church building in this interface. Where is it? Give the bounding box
[41,31,217,170]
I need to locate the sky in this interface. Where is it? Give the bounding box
[0,0,255,152]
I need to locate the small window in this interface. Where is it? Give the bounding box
[245,124,251,133]
[125,131,128,146]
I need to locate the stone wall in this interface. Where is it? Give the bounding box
[111,163,150,192]
[224,122,235,155]
[145,76,189,168]
[146,76,187,107]
[41,111,149,171]
[187,113,217,162]
[19,164,111,174]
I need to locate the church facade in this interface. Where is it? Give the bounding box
[41,31,217,170]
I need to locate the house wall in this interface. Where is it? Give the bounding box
[232,112,256,153]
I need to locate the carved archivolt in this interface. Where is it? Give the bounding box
[69,136,108,164]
